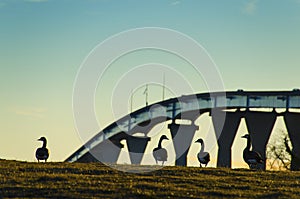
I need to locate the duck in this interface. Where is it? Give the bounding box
[153,135,169,165]
[195,138,210,167]
[36,137,49,162]
[241,134,263,169]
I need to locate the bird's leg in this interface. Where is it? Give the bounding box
[162,161,164,166]
[200,164,202,168]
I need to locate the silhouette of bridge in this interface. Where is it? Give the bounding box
[66,90,300,170]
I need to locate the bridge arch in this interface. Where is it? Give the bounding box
[66,90,300,170]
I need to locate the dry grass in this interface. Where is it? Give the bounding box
[0,159,300,198]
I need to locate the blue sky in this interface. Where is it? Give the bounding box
[0,0,300,166]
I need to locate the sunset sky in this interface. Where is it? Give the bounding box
[0,0,300,168]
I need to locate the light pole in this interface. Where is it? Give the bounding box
[162,73,165,101]
[143,84,148,106]
[130,89,133,113]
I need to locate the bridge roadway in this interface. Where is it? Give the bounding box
[65,90,300,170]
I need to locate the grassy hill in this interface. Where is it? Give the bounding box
[0,159,299,198]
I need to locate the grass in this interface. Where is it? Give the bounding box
[0,159,300,198]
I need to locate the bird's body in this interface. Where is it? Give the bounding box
[153,148,168,162]
[36,148,49,162]
[198,152,210,167]
[195,138,210,167]
[242,134,263,169]
[36,137,49,162]
[153,135,169,165]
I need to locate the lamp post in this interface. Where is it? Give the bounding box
[143,84,148,106]
[130,89,133,113]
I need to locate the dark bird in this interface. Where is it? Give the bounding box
[195,138,210,167]
[153,135,169,165]
[36,137,49,162]
[241,134,263,169]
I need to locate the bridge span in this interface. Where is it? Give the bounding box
[66,90,300,170]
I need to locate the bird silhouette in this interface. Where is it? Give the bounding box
[241,134,263,169]
[153,135,169,165]
[36,137,49,162]
[195,138,210,167]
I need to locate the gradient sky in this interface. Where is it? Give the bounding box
[0,0,300,167]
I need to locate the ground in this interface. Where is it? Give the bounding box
[0,159,299,198]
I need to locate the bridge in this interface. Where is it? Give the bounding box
[65,90,300,170]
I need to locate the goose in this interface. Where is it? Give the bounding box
[241,134,263,169]
[153,135,169,165]
[195,138,210,167]
[36,137,49,162]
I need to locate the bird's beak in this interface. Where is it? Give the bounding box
[37,138,41,141]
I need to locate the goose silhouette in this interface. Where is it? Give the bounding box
[153,135,169,165]
[241,134,263,169]
[195,138,210,167]
[36,137,49,162]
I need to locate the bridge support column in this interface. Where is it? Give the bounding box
[79,139,123,163]
[126,136,151,165]
[244,111,277,170]
[212,111,242,168]
[284,112,300,171]
[168,122,199,166]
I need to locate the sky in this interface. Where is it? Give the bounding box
[0,0,300,168]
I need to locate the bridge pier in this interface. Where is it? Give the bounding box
[284,112,300,171]
[212,110,242,168]
[126,136,151,165]
[78,139,124,163]
[168,122,199,166]
[244,111,277,170]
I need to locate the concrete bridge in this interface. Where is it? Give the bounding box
[65,90,300,170]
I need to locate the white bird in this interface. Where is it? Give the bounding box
[153,135,169,165]
[36,137,49,162]
[241,134,264,169]
[195,138,210,167]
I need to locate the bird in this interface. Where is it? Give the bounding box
[153,135,169,165]
[36,137,49,162]
[195,138,210,167]
[241,134,264,169]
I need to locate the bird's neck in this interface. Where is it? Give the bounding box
[245,137,251,150]
[158,138,164,148]
[42,140,47,148]
[200,142,204,153]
